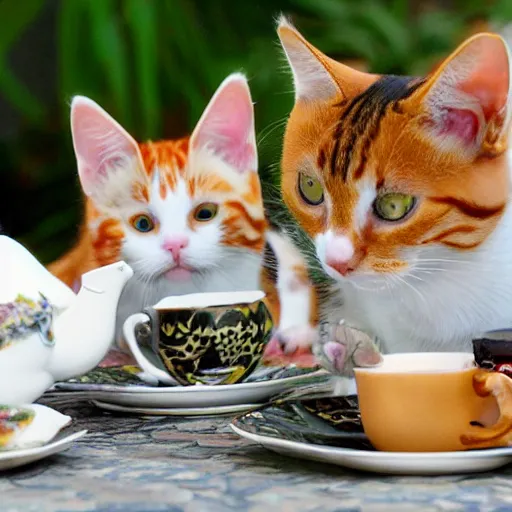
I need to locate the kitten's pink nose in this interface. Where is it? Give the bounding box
[163,235,189,262]
[325,236,355,276]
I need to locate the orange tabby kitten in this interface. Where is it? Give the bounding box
[263,17,512,370]
[49,74,268,354]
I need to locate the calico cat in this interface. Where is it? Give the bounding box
[49,73,268,350]
[263,17,512,367]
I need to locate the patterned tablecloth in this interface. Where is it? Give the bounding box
[1,394,512,512]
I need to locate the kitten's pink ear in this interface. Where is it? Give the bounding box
[406,33,511,156]
[190,73,257,173]
[70,96,143,196]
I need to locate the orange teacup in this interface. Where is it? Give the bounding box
[354,352,512,452]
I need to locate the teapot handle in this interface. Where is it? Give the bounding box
[123,313,176,385]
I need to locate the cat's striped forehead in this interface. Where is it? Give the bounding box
[134,138,261,205]
[324,75,425,182]
[139,138,189,174]
[137,138,189,199]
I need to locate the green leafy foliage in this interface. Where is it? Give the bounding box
[0,0,46,122]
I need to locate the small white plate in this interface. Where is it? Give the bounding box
[230,424,512,476]
[54,370,345,409]
[0,430,88,471]
[91,400,260,417]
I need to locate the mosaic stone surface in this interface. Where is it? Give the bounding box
[1,393,512,511]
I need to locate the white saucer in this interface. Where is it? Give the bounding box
[54,370,344,409]
[0,430,88,471]
[230,424,512,476]
[92,400,260,416]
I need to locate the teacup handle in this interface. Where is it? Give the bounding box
[123,313,176,385]
[460,369,512,448]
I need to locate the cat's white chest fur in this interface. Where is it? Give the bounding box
[328,199,512,354]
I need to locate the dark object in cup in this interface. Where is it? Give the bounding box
[472,330,512,378]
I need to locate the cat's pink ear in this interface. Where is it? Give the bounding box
[70,96,143,196]
[277,16,374,103]
[407,33,511,156]
[277,16,340,102]
[190,73,257,173]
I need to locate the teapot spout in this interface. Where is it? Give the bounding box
[48,261,133,381]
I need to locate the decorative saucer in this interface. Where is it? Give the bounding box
[0,403,71,451]
[230,397,512,475]
[91,400,260,417]
[49,365,345,410]
[0,403,86,471]
[0,430,87,471]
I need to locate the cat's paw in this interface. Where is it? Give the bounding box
[262,324,319,368]
[314,322,383,376]
[275,324,318,354]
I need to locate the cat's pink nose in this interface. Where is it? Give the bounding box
[325,236,355,276]
[163,235,189,262]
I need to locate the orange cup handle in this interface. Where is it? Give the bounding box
[460,369,512,449]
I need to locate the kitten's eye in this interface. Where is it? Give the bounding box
[194,202,218,222]
[131,213,155,233]
[298,172,324,206]
[373,193,415,221]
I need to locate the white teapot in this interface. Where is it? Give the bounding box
[0,235,133,404]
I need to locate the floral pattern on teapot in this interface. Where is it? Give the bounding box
[0,293,55,349]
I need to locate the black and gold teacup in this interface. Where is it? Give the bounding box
[123,291,273,386]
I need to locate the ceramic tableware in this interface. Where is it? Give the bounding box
[0,235,134,404]
[51,366,338,409]
[0,403,72,451]
[91,400,260,416]
[354,352,512,452]
[123,290,273,386]
[0,430,87,471]
[230,397,512,476]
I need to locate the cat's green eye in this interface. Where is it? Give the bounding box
[373,193,416,221]
[298,172,324,206]
[131,213,155,233]
[194,202,218,222]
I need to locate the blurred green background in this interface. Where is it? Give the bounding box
[0,0,510,263]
